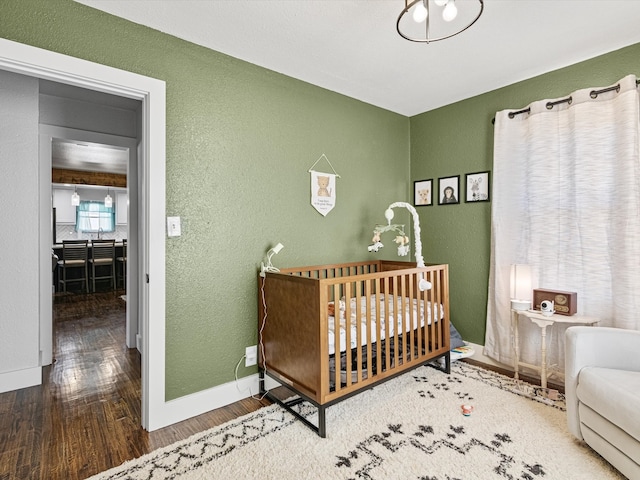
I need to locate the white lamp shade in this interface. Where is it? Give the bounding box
[510,264,532,310]
[71,191,80,206]
[104,193,113,207]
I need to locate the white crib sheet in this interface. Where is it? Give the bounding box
[327,294,444,355]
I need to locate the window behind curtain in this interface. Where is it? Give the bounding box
[485,74,640,372]
[76,200,115,233]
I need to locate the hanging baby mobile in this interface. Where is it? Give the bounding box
[308,153,340,216]
[368,201,431,291]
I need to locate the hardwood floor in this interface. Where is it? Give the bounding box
[0,291,272,480]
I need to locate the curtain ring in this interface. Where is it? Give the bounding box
[546,96,572,110]
[590,84,620,99]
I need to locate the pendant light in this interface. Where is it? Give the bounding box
[71,187,80,206]
[104,188,113,208]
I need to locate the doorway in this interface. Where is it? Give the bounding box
[0,37,167,430]
[44,124,140,359]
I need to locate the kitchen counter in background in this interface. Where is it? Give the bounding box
[53,241,125,249]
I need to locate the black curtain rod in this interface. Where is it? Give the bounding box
[491,78,640,125]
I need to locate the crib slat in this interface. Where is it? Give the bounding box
[405,274,418,360]
[392,275,402,365]
[434,268,443,350]
[402,275,408,364]
[429,269,437,353]
[364,281,372,377]
[343,282,353,388]
[415,272,422,358]
[376,277,391,371]
[334,283,342,393]
[375,277,381,374]
[354,280,363,385]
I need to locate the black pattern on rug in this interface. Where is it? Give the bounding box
[95,404,313,479]
[335,423,546,480]
[443,363,566,411]
[93,362,572,480]
[333,363,563,480]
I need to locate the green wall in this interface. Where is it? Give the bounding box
[4,0,640,400]
[410,42,640,345]
[0,0,409,400]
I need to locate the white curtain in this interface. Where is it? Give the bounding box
[485,74,640,372]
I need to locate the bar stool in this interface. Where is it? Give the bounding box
[116,239,127,289]
[57,240,89,293]
[89,239,116,292]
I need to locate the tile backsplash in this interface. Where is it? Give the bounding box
[55,224,128,243]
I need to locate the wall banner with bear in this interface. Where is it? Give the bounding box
[308,154,340,216]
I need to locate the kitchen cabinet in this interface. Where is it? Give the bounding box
[52,188,77,224]
[116,192,128,225]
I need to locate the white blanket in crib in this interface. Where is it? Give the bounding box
[327,294,443,355]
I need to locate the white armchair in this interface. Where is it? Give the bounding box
[565,326,640,479]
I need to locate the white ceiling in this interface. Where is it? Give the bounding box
[40,80,137,175]
[52,138,129,175]
[75,0,640,117]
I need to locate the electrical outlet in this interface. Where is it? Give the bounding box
[245,345,257,367]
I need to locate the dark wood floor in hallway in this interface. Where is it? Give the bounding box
[0,291,271,480]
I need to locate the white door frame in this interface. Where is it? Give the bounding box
[0,38,166,430]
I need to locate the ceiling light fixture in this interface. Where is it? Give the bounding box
[71,187,80,206]
[397,0,484,43]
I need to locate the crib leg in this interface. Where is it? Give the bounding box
[444,351,451,374]
[259,368,266,395]
[318,406,327,438]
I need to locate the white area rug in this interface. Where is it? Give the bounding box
[89,362,623,479]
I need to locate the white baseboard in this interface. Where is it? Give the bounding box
[463,341,513,371]
[153,343,513,432]
[0,366,41,393]
[151,373,280,431]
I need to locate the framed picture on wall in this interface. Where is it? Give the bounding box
[465,171,490,203]
[438,175,460,205]
[413,179,433,206]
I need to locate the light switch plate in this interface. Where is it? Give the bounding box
[167,216,181,237]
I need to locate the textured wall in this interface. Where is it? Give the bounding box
[4,0,639,399]
[0,0,409,399]
[410,42,640,345]
[0,69,40,373]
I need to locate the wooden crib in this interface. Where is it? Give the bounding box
[258,260,450,437]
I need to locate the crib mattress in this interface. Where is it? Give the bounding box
[328,294,443,355]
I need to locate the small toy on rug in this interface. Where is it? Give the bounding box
[461,404,474,416]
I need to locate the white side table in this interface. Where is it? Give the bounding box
[511,309,599,389]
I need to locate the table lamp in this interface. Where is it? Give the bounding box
[510,264,532,311]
